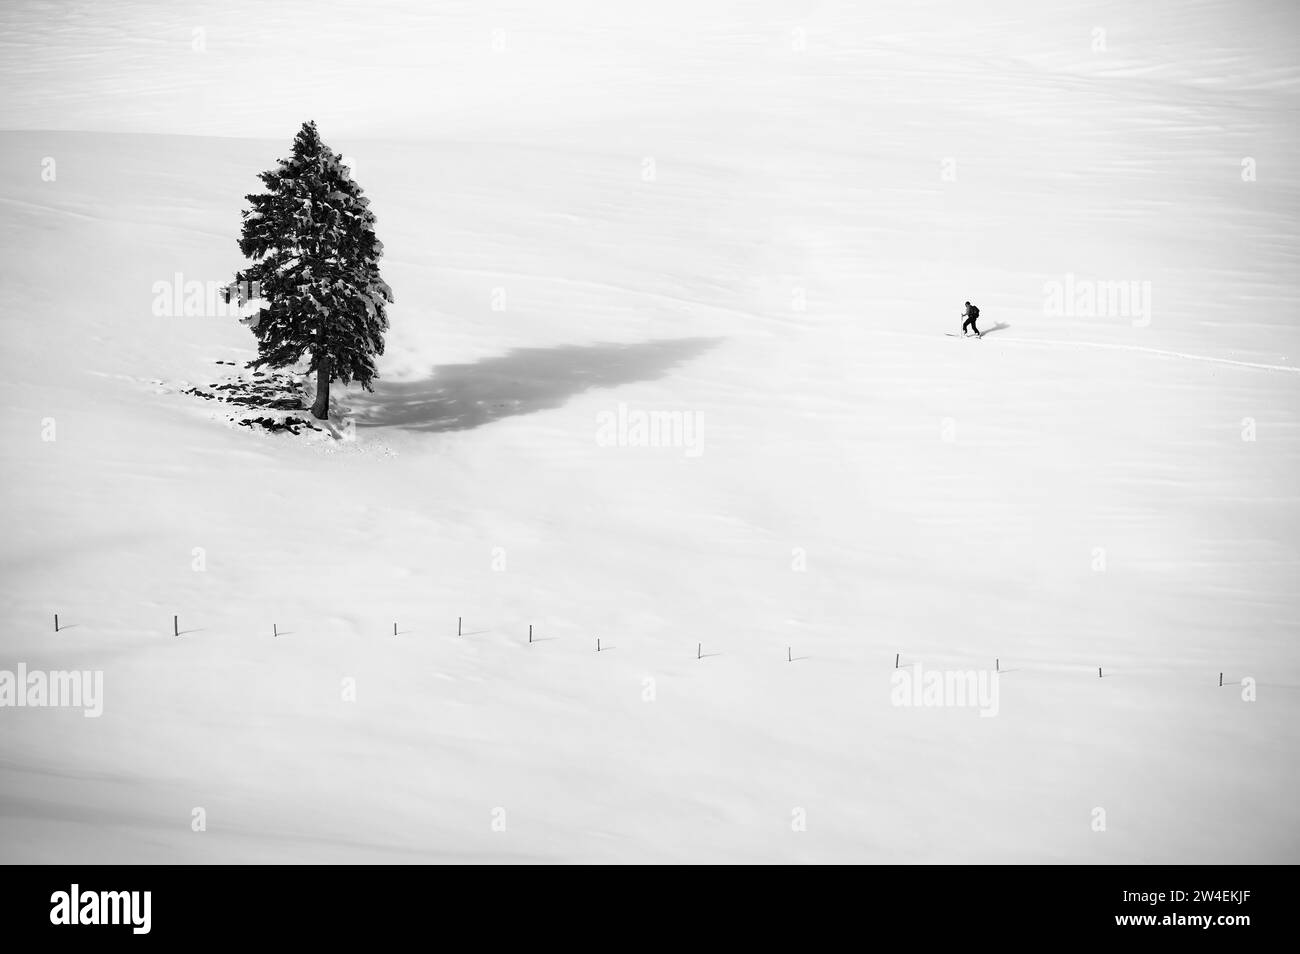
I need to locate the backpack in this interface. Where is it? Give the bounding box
[967,304,980,319]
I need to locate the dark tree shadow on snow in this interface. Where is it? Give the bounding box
[351,337,723,433]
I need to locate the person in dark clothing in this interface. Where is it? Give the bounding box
[961,301,982,337]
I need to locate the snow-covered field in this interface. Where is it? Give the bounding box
[1,0,1297,863]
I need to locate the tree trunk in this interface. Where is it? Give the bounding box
[311,357,330,420]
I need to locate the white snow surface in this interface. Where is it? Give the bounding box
[0,0,1298,862]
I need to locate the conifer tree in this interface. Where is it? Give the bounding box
[227,121,392,420]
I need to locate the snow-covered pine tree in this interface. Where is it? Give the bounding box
[226,121,393,420]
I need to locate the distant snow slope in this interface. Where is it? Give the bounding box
[0,0,1297,862]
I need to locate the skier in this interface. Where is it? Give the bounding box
[961,301,982,337]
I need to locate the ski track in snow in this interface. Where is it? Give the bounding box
[890,330,1299,374]
[999,338,1300,375]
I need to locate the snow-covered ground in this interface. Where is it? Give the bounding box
[1,0,1297,862]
